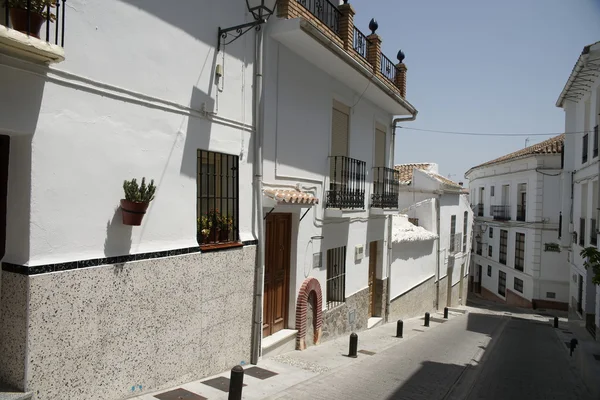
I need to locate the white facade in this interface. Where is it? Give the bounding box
[556,41,600,334]
[465,150,569,309]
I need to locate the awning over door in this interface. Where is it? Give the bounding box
[263,188,319,208]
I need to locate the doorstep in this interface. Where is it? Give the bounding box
[262,329,298,358]
[367,317,383,329]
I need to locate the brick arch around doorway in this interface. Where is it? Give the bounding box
[296,277,323,350]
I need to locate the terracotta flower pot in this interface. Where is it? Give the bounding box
[219,228,230,242]
[120,199,149,226]
[10,8,46,39]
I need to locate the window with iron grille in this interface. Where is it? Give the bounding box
[583,134,589,164]
[591,219,597,246]
[580,218,586,246]
[326,246,346,309]
[463,211,468,253]
[490,186,495,197]
[514,277,523,293]
[594,125,598,158]
[515,233,525,271]
[488,245,493,258]
[499,230,508,265]
[476,241,482,255]
[489,227,493,238]
[197,150,239,246]
[498,270,506,297]
[487,265,492,277]
[450,215,457,253]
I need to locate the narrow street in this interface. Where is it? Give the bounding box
[265,303,593,400]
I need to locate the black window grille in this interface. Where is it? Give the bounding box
[514,277,523,293]
[3,0,67,47]
[476,241,482,256]
[327,156,366,209]
[371,167,399,209]
[487,265,492,277]
[498,270,506,297]
[449,215,457,253]
[489,227,494,238]
[490,186,495,197]
[594,125,598,158]
[515,233,525,271]
[488,245,493,258]
[197,150,239,246]
[477,203,484,217]
[580,218,586,246]
[499,230,508,265]
[591,219,597,246]
[326,246,346,309]
[463,211,468,253]
[559,212,562,239]
[583,133,589,164]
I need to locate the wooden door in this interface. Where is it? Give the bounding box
[263,213,292,337]
[0,135,9,260]
[368,241,377,317]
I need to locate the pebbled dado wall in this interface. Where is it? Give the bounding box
[0,246,255,400]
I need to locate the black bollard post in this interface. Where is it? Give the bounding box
[348,332,358,358]
[553,317,559,328]
[424,312,430,327]
[569,338,578,357]
[396,320,404,338]
[228,365,244,400]
[444,307,449,319]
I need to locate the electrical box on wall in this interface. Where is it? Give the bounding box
[355,245,364,262]
[313,252,322,269]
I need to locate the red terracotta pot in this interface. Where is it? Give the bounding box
[10,8,46,39]
[120,199,149,226]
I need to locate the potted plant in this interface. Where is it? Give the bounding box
[120,177,156,226]
[218,213,234,242]
[197,215,212,245]
[7,0,56,39]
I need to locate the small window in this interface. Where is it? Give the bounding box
[326,246,347,309]
[487,265,492,277]
[515,233,525,271]
[489,227,494,238]
[490,186,495,197]
[514,277,523,293]
[462,211,468,253]
[546,292,556,299]
[197,150,239,246]
[488,245,493,257]
[583,133,589,164]
[499,230,508,265]
[498,270,506,296]
[580,218,586,246]
[594,125,598,158]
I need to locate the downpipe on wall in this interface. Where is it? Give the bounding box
[251,26,265,365]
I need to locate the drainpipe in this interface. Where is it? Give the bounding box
[386,113,418,319]
[435,194,442,309]
[250,26,265,365]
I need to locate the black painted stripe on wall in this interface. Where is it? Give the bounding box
[2,240,259,276]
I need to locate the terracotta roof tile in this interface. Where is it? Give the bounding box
[394,163,433,184]
[263,188,319,205]
[467,134,564,174]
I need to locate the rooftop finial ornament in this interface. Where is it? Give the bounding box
[369,18,378,34]
[397,50,405,63]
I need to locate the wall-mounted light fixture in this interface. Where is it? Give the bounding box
[218,0,278,51]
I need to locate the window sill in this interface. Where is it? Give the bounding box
[199,241,244,253]
[0,26,64,63]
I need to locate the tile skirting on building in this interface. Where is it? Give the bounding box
[1,240,259,276]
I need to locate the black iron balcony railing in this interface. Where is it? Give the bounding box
[3,0,66,46]
[297,0,342,35]
[371,167,399,209]
[326,156,366,209]
[476,242,482,256]
[449,233,461,255]
[380,53,397,84]
[491,205,511,221]
[517,205,526,222]
[476,203,484,217]
[353,26,370,60]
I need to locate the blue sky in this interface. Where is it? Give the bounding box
[350,0,600,185]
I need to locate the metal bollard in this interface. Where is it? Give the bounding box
[444,307,449,319]
[348,332,358,358]
[424,312,430,327]
[553,316,559,328]
[569,338,578,357]
[396,319,404,338]
[228,365,244,400]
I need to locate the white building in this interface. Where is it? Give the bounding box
[556,40,600,338]
[0,1,261,399]
[390,163,472,318]
[465,135,569,310]
[258,0,417,354]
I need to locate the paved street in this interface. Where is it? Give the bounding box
[265,305,593,400]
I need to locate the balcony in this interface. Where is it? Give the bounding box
[517,205,526,222]
[370,167,399,214]
[325,156,366,216]
[476,203,484,217]
[449,233,461,255]
[491,205,511,221]
[272,0,414,115]
[0,1,66,63]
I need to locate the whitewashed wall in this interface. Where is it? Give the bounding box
[1,0,257,266]
[390,239,436,300]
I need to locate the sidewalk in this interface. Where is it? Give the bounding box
[131,308,467,400]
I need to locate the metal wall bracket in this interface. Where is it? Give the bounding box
[218,19,265,51]
[263,207,275,220]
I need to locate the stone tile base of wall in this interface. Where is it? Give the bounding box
[321,287,369,343]
[532,299,568,311]
[389,276,435,321]
[438,276,448,310]
[480,286,534,309]
[450,281,461,307]
[0,246,256,400]
[374,278,387,320]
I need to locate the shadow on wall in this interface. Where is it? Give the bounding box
[180,86,215,178]
[0,65,46,265]
[104,207,132,257]
[392,239,435,262]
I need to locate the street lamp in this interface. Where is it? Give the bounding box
[218,0,278,51]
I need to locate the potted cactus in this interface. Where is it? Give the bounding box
[7,0,56,39]
[120,177,156,226]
